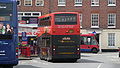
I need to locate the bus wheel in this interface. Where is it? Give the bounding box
[48,59,52,62]
[70,59,77,62]
[40,54,44,60]
[47,56,53,62]
[38,52,44,60]
[92,48,98,53]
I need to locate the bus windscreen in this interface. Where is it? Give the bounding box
[0,3,12,21]
[81,36,97,45]
[55,14,77,25]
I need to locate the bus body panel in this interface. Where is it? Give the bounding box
[0,60,18,66]
[37,12,80,36]
[0,40,15,61]
[81,45,99,52]
[0,0,18,65]
[80,34,99,52]
[52,25,80,35]
[51,35,80,59]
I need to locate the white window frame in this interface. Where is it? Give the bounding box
[35,0,44,6]
[91,14,99,28]
[24,12,32,16]
[24,0,32,6]
[17,0,21,6]
[18,12,24,21]
[74,0,82,6]
[18,12,41,24]
[18,12,24,16]
[108,0,116,6]
[58,0,66,6]
[18,12,41,17]
[32,12,41,16]
[91,0,99,6]
[108,33,115,47]
[79,14,82,28]
[108,13,116,28]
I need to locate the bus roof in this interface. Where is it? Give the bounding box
[38,12,79,19]
[80,34,95,36]
[0,0,16,2]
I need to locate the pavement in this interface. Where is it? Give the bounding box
[14,52,120,68]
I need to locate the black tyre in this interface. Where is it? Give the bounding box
[92,48,98,53]
[70,59,77,62]
[38,51,44,60]
[40,53,44,60]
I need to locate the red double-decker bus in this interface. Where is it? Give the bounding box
[37,12,80,62]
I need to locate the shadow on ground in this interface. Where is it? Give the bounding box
[50,58,102,63]
[14,65,40,68]
[77,59,103,63]
[81,55,91,57]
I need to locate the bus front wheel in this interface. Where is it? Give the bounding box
[92,48,98,53]
[39,53,44,60]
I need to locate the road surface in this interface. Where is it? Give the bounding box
[14,52,120,68]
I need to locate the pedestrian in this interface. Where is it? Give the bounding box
[5,24,13,34]
[0,23,5,34]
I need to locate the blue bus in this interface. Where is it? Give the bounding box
[0,0,18,68]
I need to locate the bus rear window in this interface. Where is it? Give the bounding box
[55,14,77,25]
[0,3,12,21]
[0,34,12,40]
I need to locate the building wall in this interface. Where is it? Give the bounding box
[50,0,120,29]
[18,0,50,15]
[101,29,120,49]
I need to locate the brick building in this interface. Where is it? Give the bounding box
[17,0,50,45]
[17,0,120,51]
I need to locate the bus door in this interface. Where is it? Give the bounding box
[0,35,15,61]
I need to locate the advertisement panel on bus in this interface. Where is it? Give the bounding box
[0,0,18,68]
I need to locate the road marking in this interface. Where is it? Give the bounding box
[31,60,41,63]
[97,63,102,68]
[43,62,49,65]
[19,61,29,65]
[31,59,49,65]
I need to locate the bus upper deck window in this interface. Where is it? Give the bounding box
[55,14,77,25]
[0,3,12,21]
